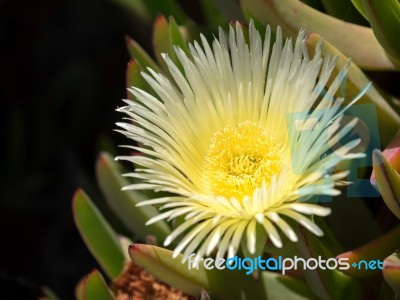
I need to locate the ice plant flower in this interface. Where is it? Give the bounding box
[116,21,364,261]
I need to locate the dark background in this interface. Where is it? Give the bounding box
[0,0,132,298]
[1,0,399,299]
[0,0,180,298]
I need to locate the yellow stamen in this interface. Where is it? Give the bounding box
[204,121,283,200]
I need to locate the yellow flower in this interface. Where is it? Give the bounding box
[116,21,364,261]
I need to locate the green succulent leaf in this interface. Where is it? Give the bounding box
[75,276,85,300]
[362,0,400,62]
[383,251,400,297]
[169,17,190,56]
[78,269,114,300]
[372,149,400,219]
[351,0,369,20]
[73,189,125,279]
[153,15,173,75]
[371,130,400,184]
[240,0,398,70]
[168,16,190,73]
[126,59,154,99]
[125,36,161,73]
[305,33,400,146]
[96,152,171,243]
[336,224,400,277]
[128,244,206,296]
[297,227,361,300]
[129,243,315,300]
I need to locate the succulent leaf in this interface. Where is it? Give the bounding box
[240,0,398,70]
[362,0,400,62]
[297,227,361,300]
[383,251,400,297]
[169,16,190,56]
[336,224,400,277]
[153,15,173,74]
[372,149,400,220]
[125,36,161,73]
[96,152,171,242]
[371,130,400,185]
[73,189,125,279]
[168,16,190,73]
[351,0,369,21]
[78,269,114,300]
[126,59,154,99]
[128,243,206,296]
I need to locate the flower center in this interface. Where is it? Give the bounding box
[204,121,283,200]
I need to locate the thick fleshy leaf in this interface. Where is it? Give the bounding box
[73,189,125,278]
[240,0,398,70]
[81,270,114,300]
[297,227,361,300]
[336,224,400,277]
[129,243,316,300]
[125,36,161,73]
[371,131,400,185]
[362,0,400,61]
[126,59,154,99]
[383,252,400,296]
[169,16,190,56]
[168,16,190,73]
[75,276,85,300]
[153,15,172,74]
[306,33,400,146]
[351,0,368,20]
[96,152,171,243]
[372,149,400,220]
[128,244,206,296]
